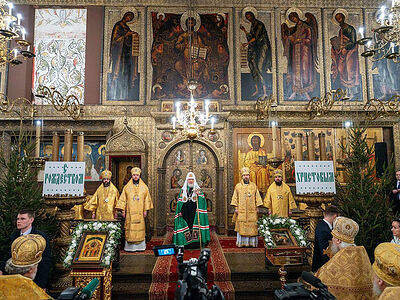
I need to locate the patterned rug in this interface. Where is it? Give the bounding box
[149,230,235,299]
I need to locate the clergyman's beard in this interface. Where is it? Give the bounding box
[103,181,110,187]
[275,180,282,186]
[372,279,383,297]
[132,178,140,184]
[187,183,194,188]
[243,178,249,184]
[331,243,340,255]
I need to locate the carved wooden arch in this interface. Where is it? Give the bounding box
[158,136,223,169]
[105,119,147,179]
[156,137,225,236]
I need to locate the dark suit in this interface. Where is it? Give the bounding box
[312,219,332,272]
[0,227,52,289]
[390,181,400,214]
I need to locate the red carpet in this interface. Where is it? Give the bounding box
[218,236,265,254]
[149,230,235,299]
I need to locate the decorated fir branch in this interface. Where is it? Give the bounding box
[63,221,122,268]
[257,214,308,248]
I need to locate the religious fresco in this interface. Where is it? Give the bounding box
[150,11,230,100]
[33,8,87,104]
[233,128,281,196]
[102,7,145,103]
[40,142,106,181]
[324,8,366,101]
[282,129,334,184]
[238,7,276,101]
[277,7,323,102]
[365,10,400,99]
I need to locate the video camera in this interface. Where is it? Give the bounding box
[57,278,99,300]
[274,271,337,300]
[153,244,225,300]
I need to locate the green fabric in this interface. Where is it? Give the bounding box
[173,190,210,246]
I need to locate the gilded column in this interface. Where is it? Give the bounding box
[318,133,327,161]
[52,132,60,161]
[77,132,84,162]
[35,121,41,157]
[295,133,303,161]
[307,132,316,161]
[64,129,73,162]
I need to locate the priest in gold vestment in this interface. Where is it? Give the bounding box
[231,167,263,247]
[0,235,50,299]
[84,170,120,220]
[116,167,153,252]
[315,217,373,300]
[371,242,400,298]
[264,169,296,217]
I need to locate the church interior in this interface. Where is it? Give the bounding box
[1,0,400,299]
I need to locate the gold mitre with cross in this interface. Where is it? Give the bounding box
[331,216,359,244]
[131,167,141,175]
[241,167,250,176]
[101,169,112,179]
[9,234,46,267]
[274,169,283,177]
[373,242,400,286]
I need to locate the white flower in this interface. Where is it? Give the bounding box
[75,230,82,236]
[289,219,296,225]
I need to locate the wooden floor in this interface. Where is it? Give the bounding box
[112,245,310,299]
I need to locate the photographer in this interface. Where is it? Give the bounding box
[154,245,224,300]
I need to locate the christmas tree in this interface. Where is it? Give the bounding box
[0,132,57,261]
[336,127,395,260]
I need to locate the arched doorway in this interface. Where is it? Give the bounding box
[156,139,224,235]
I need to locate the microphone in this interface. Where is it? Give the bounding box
[301,271,326,289]
[77,278,100,300]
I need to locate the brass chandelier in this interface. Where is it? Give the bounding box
[358,2,400,62]
[0,1,34,65]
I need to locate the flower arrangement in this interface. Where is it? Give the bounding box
[63,221,122,268]
[258,214,308,249]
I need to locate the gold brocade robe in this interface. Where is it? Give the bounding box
[84,182,120,220]
[264,182,296,217]
[315,246,373,300]
[115,179,153,243]
[231,180,263,236]
[378,287,400,300]
[0,274,51,300]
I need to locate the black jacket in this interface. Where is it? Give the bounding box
[0,227,52,289]
[312,219,332,272]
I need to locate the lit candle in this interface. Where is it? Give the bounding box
[17,14,21,26]
[389,13,394,25]
[8,3,13,15]
[205,100,209,118]
[35,120,41,157]
[175,101,180,119]
[359,27,364,39]
[172,116,176,130]
[21,28,26,40]
[366,40,372,49]
[210,117,215,130]
[13,49,17,59]
[271,121,277,158]
[380,6,386,26]
[190,93,195,112]
[27,45,30,52]
[391,42,396,53]
[392,0,395,8]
